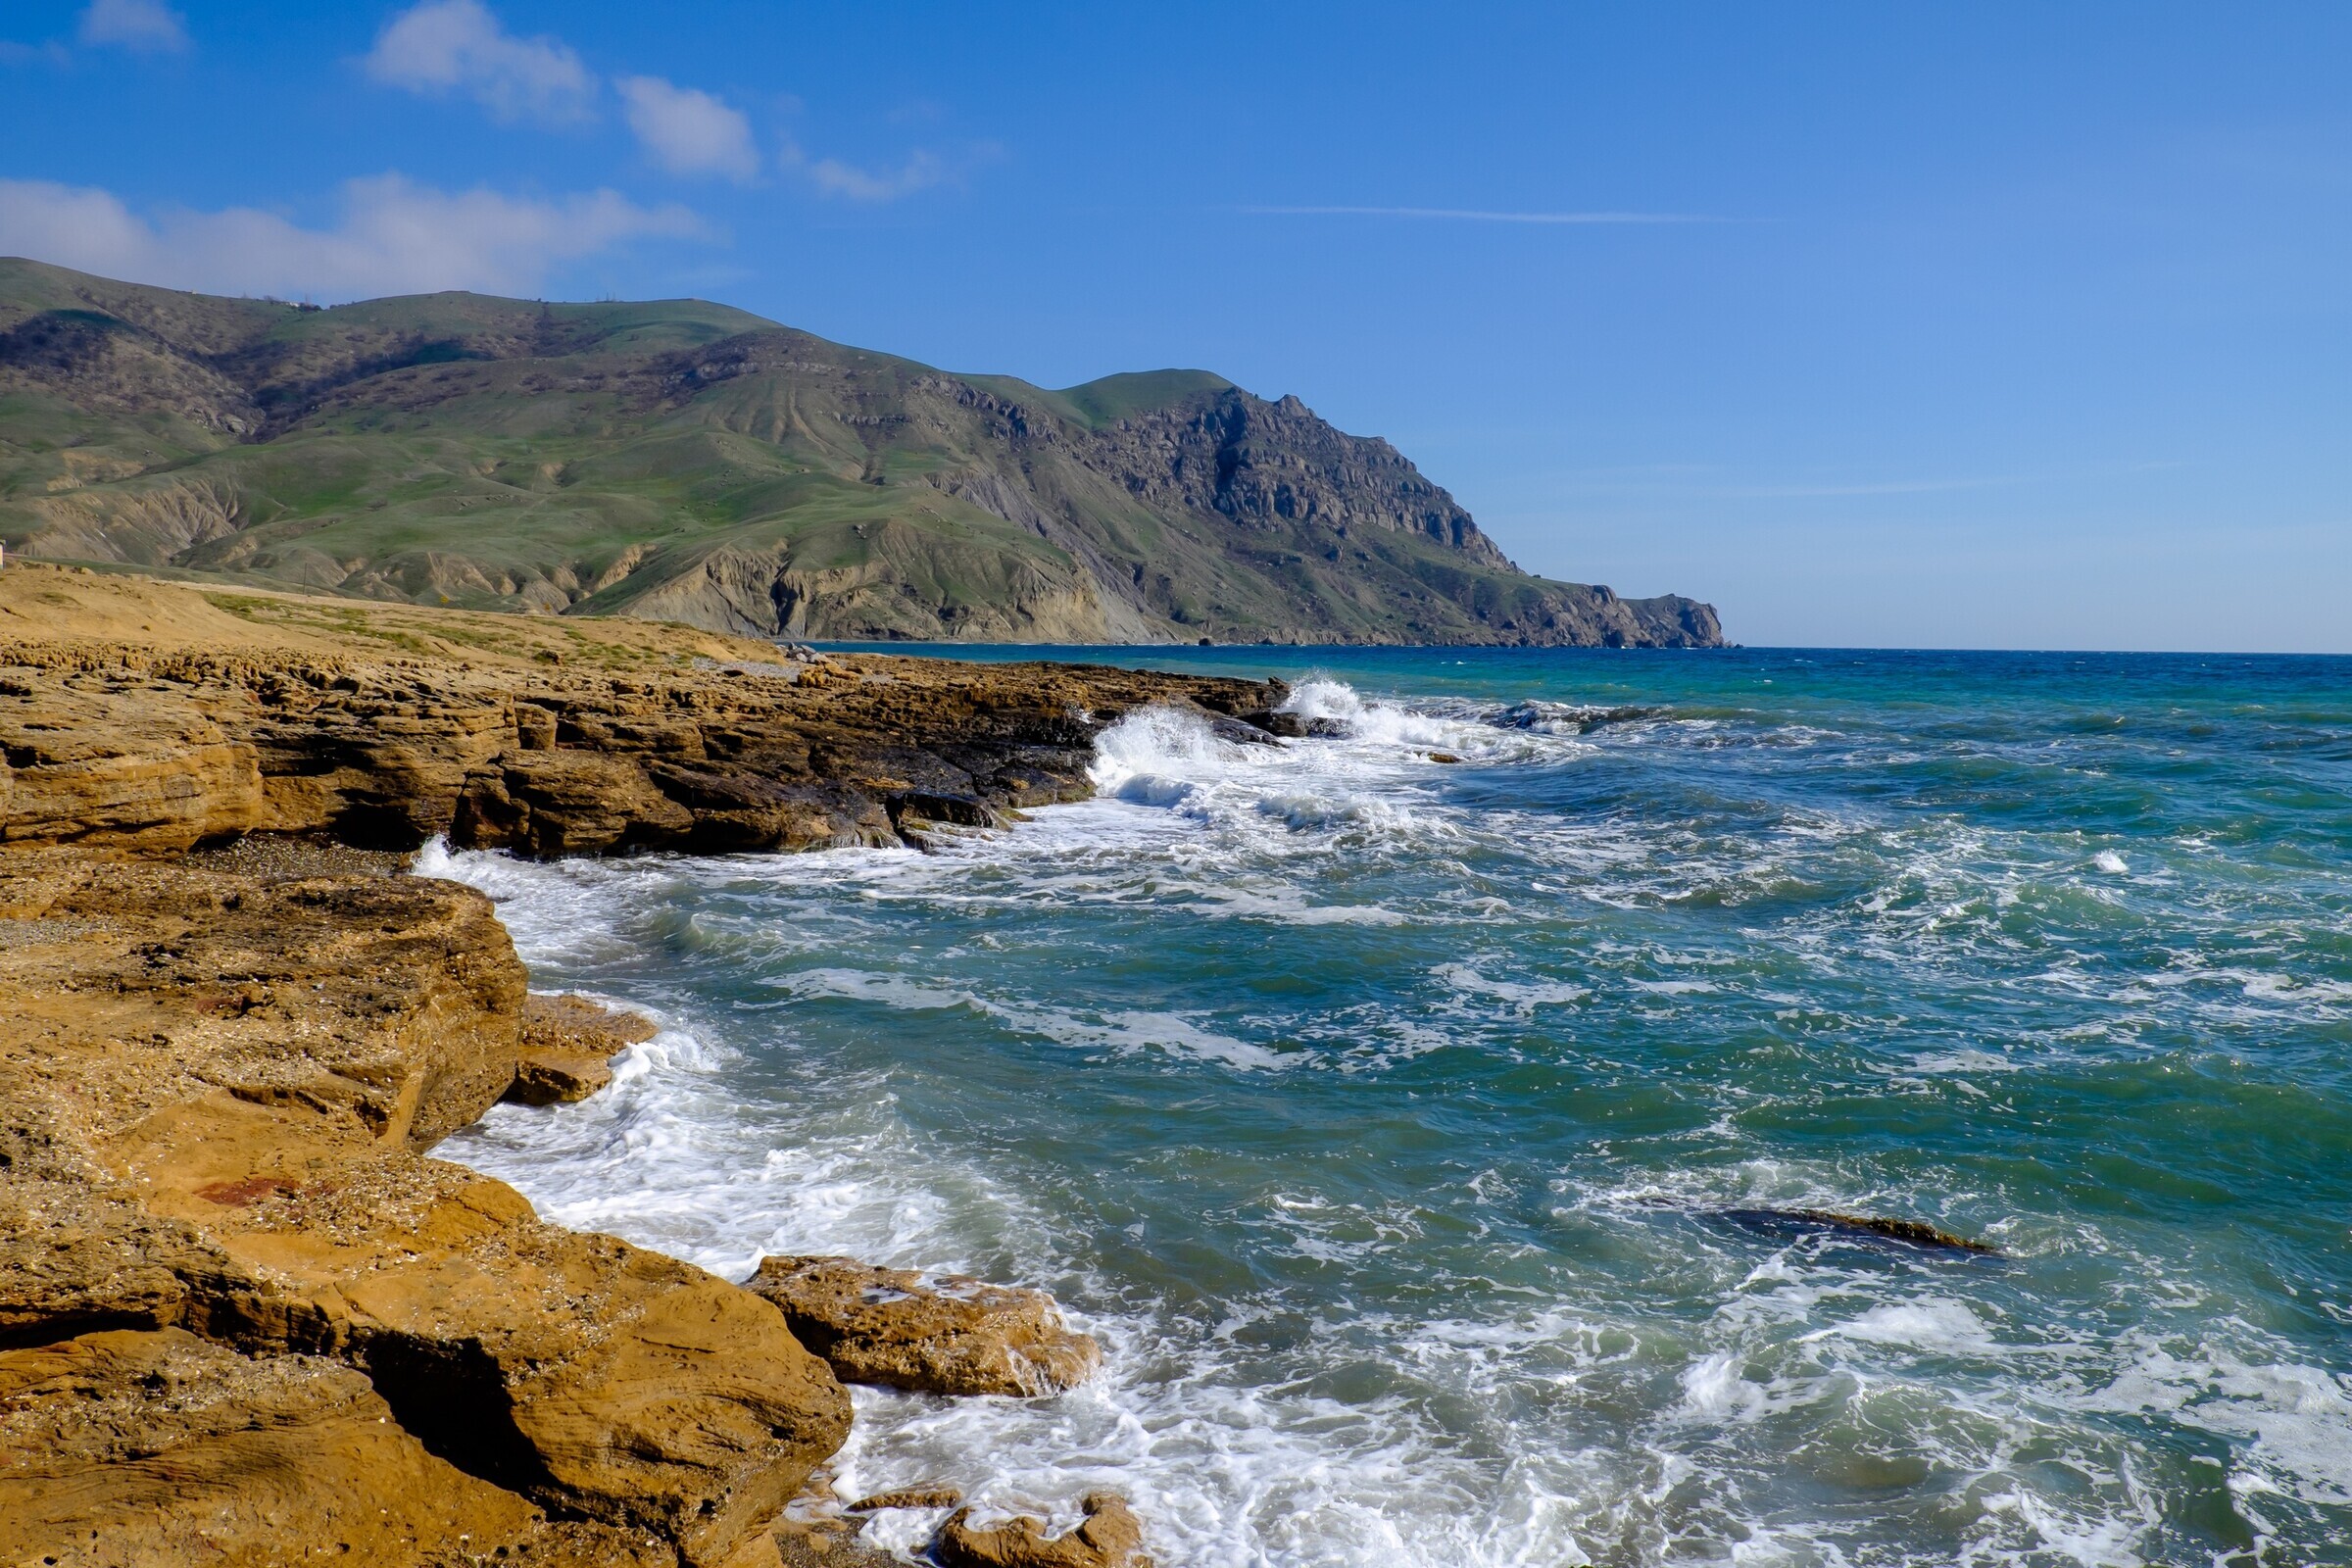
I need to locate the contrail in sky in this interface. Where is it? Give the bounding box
[1240,205,1717,223]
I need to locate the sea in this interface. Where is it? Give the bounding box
[428,645,2352,1568]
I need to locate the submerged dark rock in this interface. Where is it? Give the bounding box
[1494,701,1668,734]
[1204,711,1284,748]
[1717,1207,2001,1254]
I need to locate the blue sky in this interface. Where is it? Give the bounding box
[3,2,2347,650]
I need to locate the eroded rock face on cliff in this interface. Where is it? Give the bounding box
[745,1255,1102,1398]
[0,572,1219,1565]
[0,1328,572,1568]
[0,576,1283,861]
[0,852,848,1566]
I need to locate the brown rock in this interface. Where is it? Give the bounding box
[0,849,852,1566]
[510,1050,615,1103]
[0,1327,541,1567]
[771,1518,905,1568]
[521,989,662,1053]
[508,991,658,1104]
[0,851,527,1154]
[0,678,264,851]
[848,1485,965,1512]
[3,566,1286,861]
[0,573,1283,1564]
[745,1255,1101,1397]
[933,1493,1153,1568]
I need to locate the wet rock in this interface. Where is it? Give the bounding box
[1719,1207,2000,1254]
[849,1485,965,1512]
[1238,708,1344,739]
[772,1518,905,1568]
[1236,708,1304,738]
[510,1047,612,1103]
[932,1492,1152,1568]
[507,992,659,1105]
[890,790,1009,830]
[1203,712,1282,747]
[744,1255,1101,1397]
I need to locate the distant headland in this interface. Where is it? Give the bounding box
[0,258,1720,649]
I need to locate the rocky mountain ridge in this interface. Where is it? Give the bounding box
[0,258,1722,648]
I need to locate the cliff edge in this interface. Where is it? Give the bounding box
[0,258,1723,649]
[0,564,1245,1566]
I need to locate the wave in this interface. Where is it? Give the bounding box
[416,656,2352,1565]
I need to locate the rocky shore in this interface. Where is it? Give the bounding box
[0,564,1286,1566]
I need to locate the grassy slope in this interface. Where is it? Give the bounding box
[0,260,1717,645]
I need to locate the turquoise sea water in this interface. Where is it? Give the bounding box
[435,647,2352,1567]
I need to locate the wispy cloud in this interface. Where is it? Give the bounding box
[1243,205,1715,224]
[364,0,595,125]
[0,39,73,67]
[618,75,759,182]
[781,138,958,203]
[77,0,187,54]
[0,173,705,299]
[1535,466,2187,501]
[1713,477,2024,499]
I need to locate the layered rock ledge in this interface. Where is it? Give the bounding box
[0,565,1280,861]
[0,565,1273,1565]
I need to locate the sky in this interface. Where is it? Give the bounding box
[2,2,2347,651]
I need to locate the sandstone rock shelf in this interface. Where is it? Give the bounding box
[0,566,1244,1566]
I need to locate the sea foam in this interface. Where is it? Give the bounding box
[425,656,2352,1565]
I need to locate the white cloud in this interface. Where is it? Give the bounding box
[0,173,706,300]
[364,0,595,125]
[77,0,188,53]
[617,76,759,182]
[780,139,948,203]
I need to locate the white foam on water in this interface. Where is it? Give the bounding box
[772,966,1288,1072]
[1433,962,1592,1013]
[1281,676,1462,749]
[1801,1297,2004,1354]
[413,669,2352,1566]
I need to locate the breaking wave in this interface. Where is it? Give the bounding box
[431,649,2352,1564]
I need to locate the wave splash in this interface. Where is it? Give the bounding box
[425,656,2352,1566]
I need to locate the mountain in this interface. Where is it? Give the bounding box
[0,259,1721,647]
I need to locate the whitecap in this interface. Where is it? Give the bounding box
[1801,1298,2003,1355]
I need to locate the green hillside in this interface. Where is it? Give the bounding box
[0,259,1721,647]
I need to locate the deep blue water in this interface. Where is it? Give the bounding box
[440,647,2352,1567]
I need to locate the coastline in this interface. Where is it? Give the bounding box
[0,564,1283,1566]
